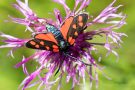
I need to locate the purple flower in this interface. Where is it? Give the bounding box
[0,0,127,90]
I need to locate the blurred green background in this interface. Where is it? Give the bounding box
[0,0,134,90]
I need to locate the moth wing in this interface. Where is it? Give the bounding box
[60,14,88,45]
[26,33,59,52]
[60,16,74,41]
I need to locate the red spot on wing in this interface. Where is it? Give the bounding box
[72,24,77,29]
[68,37,72,43]
[53,48,59,52]
[74,31,78,36]
[78,16,83,22]
[70,39,75,45]
[45,46,50,50]
[35,45,39,48]
[68,36,75,45]
[40,41,44,45]
[30,41,36,45]
[52,45,59,49]
[60,16,73,40]
[35,33,58,44]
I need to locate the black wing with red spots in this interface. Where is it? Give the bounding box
[26,33,59,52]
[68,14,88,45]
[60,14,88,45]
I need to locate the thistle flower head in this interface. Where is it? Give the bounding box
[0,0,126,90]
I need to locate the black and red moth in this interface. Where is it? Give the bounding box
[26,14,88,52]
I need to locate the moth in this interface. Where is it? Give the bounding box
[26,14,88,52]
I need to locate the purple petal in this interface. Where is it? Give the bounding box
[92,0,126,26]
[14,0,36,18]
[9,16,30,26]
[75,0,91,14]
[22,56,29,76]
[20,66,43,90]
[54,9,63,24]
[15,52,41,68]
[0,33,27,48]
[53,0,70,15]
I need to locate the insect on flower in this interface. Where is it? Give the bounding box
[0,0,127,90]
[26,14,88,53]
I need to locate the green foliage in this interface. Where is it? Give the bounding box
[0,0,134,90]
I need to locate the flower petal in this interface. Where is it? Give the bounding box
[53,0,70,15]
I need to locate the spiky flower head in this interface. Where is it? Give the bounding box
[0,0,126,90]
